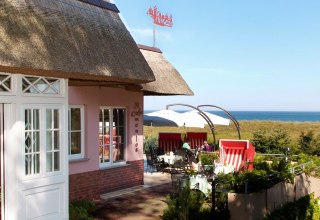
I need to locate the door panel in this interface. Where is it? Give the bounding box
[19,105,67,220]
[24,184,65,220]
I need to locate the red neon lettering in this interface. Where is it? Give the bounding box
[147,6,173,27]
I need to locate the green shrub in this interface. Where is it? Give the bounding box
[264,193,320,220]
[299,131,314,155]
[144,137,158,153]
[200,152,219,165]
[311,134,320,156]
[252,129,290,154]
[69,199,97,220]
[162,181,211,220]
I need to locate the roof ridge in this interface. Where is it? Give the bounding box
[78,0,119,13]
[137,44,162,54]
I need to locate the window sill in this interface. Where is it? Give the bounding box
[99,162,129,170]
[69,158,90,163]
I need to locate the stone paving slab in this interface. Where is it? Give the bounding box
[100,172,171,200]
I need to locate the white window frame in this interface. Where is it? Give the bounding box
[21,75,64,98]
[68,105,85,160]
[23,104,63,180]
[99,107,126,168]
[0,72,16,96]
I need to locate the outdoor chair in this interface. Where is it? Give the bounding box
[171,159,186,173]
[172,149,193,171]
[158,132,182,154]
[146,152,163,173]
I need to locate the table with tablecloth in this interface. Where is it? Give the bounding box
[189,175,212,196]
[158,153,183,165]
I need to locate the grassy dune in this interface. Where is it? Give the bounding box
[144,121,320,146]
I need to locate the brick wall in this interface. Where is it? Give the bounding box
[69,160,144,201]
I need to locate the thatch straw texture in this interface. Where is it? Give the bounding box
[139,45,194,96]
[0,0,155,84]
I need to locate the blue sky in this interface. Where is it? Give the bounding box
[113,0,320,111]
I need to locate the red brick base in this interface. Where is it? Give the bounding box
[69,160,144,201]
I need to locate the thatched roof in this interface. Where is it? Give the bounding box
[138,45,194,96]
[0,0,155,85]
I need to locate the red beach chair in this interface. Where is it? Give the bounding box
[219,139,255,171]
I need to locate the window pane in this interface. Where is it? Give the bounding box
[2,77,11,91]
[35,78,48,93]
[116,109,125,126]
[102,146,110,163]
[118,127,124,143]
[70,132,81,154]
[70,108,81,130]
[25,109,31,130]
[33,131,40,152]
[69,107,83,156]
[46,152,52,172]
[117,143,125,161]
[46,131,52,151]
[22,76,60,94]
[25,155,32,175]
[0,85,7,91]
[99,109,104,136]
[33,109,39,130]
[34,154,40,174]
[54,131,59,150]
[52,80,60,93]
[54,109,59,129]
[100,108,126,164]
[54,152,60,171]
[46,109,52,129]
[25,132,32,153]
[22,78,30,92]
[104,109,110,135]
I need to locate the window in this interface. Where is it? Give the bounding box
[99,108,126,166]
[24,107,61,176]
[0,73,12,92]
[46,109,60,172]
[22,76,61,94]
[25,109,40,175]
[68,106,84,160]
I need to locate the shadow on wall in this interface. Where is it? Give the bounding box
[227,173,320,220]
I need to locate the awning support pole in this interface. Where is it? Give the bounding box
[197,104,241,140]
[166,103,217,151]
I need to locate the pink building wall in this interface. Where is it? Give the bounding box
[68,86,144,175]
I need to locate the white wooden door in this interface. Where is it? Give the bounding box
[3,104,68,220]
[18,105,68,220]
[0,74,69,219]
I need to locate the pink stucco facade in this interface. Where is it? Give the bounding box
[68,86,144,175]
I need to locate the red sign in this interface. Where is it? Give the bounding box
[147,6,173,27]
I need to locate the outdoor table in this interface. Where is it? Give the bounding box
[214,163,234,174]
[158,153,183,165]
[189,175,212,196]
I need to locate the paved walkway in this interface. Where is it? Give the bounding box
[95,171,172,220]
[100,172,171,200]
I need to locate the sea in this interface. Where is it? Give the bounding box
[144,111,320,122]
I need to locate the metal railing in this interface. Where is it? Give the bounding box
[290,161,313,175]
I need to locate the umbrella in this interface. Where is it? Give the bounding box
[180,110,230,128]
[144,109,183,127]
[143,115,180,126]
[144,109,230,128]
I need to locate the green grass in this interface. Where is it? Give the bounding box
[144,121,320,146]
